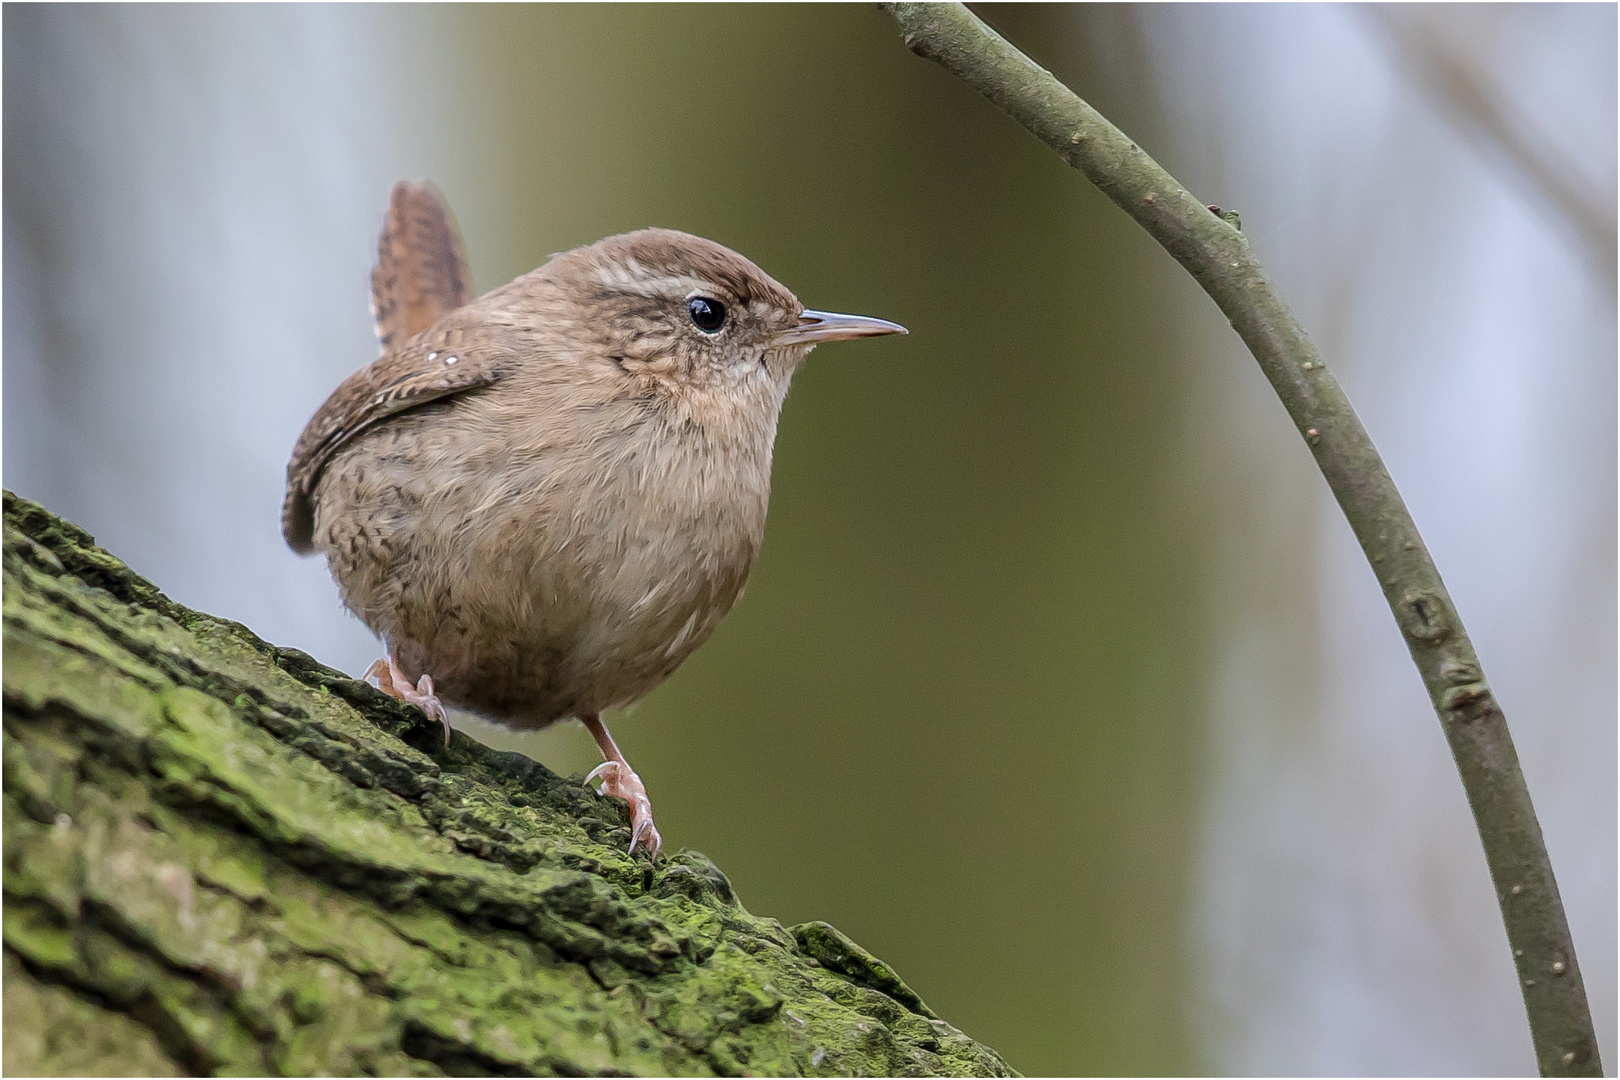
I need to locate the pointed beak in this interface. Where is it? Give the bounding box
[773,309,908,347]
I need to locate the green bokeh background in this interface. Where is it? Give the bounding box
[8,4,1615,1074]
[434,7,1211,1073]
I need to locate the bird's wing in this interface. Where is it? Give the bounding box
[281,332,521,557]
[283,180,506,555]
[371,180,474,353]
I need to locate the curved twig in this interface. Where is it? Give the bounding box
[877,4,1601,1075]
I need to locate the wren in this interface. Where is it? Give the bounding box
[283,182,905,856]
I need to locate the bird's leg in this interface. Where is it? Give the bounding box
[581,715,662,858]
[364,654,452,748]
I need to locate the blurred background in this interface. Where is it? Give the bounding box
[4,4,1612,1074]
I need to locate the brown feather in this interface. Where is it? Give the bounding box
[284,205,902,858]
[284,180,486,554]
[281,318,515,553]
[371,180,473,353]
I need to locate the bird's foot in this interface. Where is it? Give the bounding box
[584,760,662,858]
[365,656,452,748]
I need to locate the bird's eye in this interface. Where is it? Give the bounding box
[688,297,727,334]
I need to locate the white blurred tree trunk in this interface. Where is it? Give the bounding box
[3,5,465,681]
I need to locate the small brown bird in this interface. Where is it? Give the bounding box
[283,182,904,856]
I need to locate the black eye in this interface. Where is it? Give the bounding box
[688,296,727,333]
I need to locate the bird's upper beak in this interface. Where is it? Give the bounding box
[773,309,908,347]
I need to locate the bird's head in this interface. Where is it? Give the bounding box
[547,228,905,400]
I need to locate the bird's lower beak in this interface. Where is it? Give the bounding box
[773,309,908,347]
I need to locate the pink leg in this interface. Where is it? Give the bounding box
[581,715,661,858]
[364,654,452,748]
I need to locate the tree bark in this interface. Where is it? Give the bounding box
[2,491,1013,1078]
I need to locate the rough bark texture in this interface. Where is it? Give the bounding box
[2,492,1013,1078]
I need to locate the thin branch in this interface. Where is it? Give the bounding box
[1361,6,1617,294]
[877,5,1601,1075]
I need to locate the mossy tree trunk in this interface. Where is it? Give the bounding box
[2,492,1013,1078]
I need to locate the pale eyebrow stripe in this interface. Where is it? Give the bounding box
[592,264,721,302]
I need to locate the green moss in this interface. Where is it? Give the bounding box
[2,492,1014,1078]
[2,951,185,1077]
[790,921,939,1020]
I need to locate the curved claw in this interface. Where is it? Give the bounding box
[584,761,662,858]
[414,674,451,749]
[366,656,453,748]
[630,816,658,857]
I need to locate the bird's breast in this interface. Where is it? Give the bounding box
[316,366,788,724]
[406,385,778,720]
